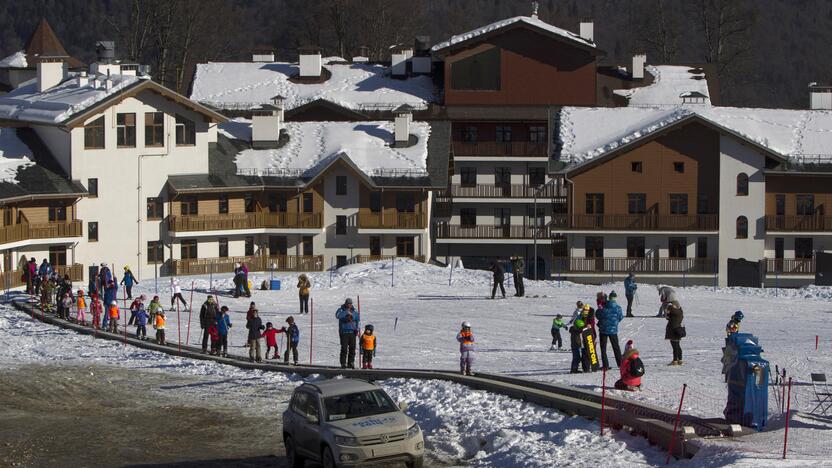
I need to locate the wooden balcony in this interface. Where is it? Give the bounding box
[0,220,83,245]
[168,212,323,233]
[357,212,427,230]
[436,223,551,239]
[452,141,547,157]
[170,255,324,276]
[764,258,815,275]
[550,214,719,231]
[553,257,717,274]
[765,215,832,232]
[355,255,426,264]
[0,263,85,289]
[449,183,563,198]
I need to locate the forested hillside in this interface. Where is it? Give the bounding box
[1,0,830,108]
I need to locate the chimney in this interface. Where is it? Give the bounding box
[411,36,432,74]
[37,57,66,92]
[393,104,414,146]
[77,70,89,87]
[579,19,594,42]
[391,45,411,77]
[96,41,115,63]
[531,1,539,19]
[104,77,113,91]
[251,95,285,147]
[251,49,275,62]
[809,83,832,110]
[632,53,647,80]
[298,46,322,77]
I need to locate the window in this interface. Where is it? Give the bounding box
[697,193,710,215]
[495,126,512,143]
[337,255,348,268]
[291,391,319,420]
[495,167,511,186]
[336,215,347,235]
[87,178,98,198]
[302,236,313,256]
[147,241,164,263]
[669,237,687,258]
[396,193,415,213]
[461,126,478,143]
[460,208,476,227]
[244,236,254,256]
[586,193,604,214]
[669,194,689,215]
[116,113,136,147]
[336,176,347,195]
[175,114,195,146]
[244,194,256,213]
[494,207,510,227]
[180,198,198,216]
[631,161,643,173]
[49,204,67,222]
[396,236,415,256]
[460,167,477,187]
[88,221,98,242]
[795,238,813,259]
[673,162,685,173]
[585,236,604,258]
[736,216,748,239]
[146,197,163,220]
[627,237,645,258]
[528,167,546,187]
[527,206,545,227]
[528,126,546,143]
[144,112,164,147]
[84,116,105,149]
[181,239,198,259]
[736,173,749,196]
[775,194,785,216]
[48,246,67,267]
[269,193,287,212]
[450,47,500,90]
[796,194,815,215]
[302,192,314,213]
[369,192,382,212]
[219,196,229,214]
[696,237,708,258]
[628,193,646,214]
[218,238,228,258]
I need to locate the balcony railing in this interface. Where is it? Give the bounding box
[449,183,564,198]
[357,212,427,229]
[170,255,324,276]
[0,220,83,245]
[553,257,717,274]
[355,255,426,264]
[765,215,832,232]
[168,212,323,232]
[436,224,550,239]
[452,141,547,157]
[550,214,719,231]
[0,263,85,289]
[764,258,815,275]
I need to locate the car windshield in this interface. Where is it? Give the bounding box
[323,389,398,421]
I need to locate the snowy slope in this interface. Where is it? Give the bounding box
[614,66,711,106]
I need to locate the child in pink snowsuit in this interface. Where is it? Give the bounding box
[76,290,87,326]
[91,293,103,329]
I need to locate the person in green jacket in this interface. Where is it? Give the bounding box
[550,314,565,350]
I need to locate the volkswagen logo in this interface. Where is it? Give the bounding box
[380,434,389,444]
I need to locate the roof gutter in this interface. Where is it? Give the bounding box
[0,191,86,206]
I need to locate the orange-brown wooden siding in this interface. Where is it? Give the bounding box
[765,175,832,216]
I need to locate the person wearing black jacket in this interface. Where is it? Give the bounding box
[199,296,219,353]
[665,303,685,366]
[490,261,506,299]
[511,257,525,297]
[246,309,265,362]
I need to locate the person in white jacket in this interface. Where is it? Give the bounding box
[170,278,188,309]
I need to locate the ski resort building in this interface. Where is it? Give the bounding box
[0,19,85,94]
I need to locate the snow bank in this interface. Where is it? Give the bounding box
[431,15,594,52]
[0,127,34,182]
[0,50,27,68]
[614,65,711,106]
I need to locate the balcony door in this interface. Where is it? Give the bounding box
[370,236,381,256]
[494,208,511,238]
[396,236,414,257]
[586,236,604,271]
[773,237,784,272]
[49,246,67,267]
[269,236,287,256]
[495,167,511,197]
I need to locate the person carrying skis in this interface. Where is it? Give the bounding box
[135,302,149,340]
[615,340,644,391]
[283,316,300,365]
[726,311,743,336]
[120,266,138,300]
[457,321,476,376]
[580,318,601,373]
[360,324,378,369]
[215,306,232,357]
[490,260,506,299]
[569,319,586,373]
[76,290,87,326]
[550,314,565,351]
[336,298,360,369]
[261,322,284,359]
[199,295,219,353]
[624,272,637,317]
[297,274,311,314]
[108,301,120,333]
[597,291,624,369]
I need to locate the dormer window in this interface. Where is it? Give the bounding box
[84,116,105,149]
[175,114,195,146]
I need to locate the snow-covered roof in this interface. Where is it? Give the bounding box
[220,119,430,178]
[0,51,27,69]
[431,15,595,53]
[557,106,832,163]
[190,60,435,112]
[0,127,34,183]
[0,74,144,124]
[614,66,711,107]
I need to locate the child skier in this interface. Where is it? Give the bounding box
[148,295,162,326]
[90,293,103,329]
[41,276,55,314]
[457,322,475,376]
[550,314,565,350]
[569,319,585,373]
[726,311,743,336]
[61,292,73,322]
[101,295,110,331]
[261,322,283,359]
[108,301,120,333]
[135,303,149,340]
[283,316,300,365]
[128,295,146,326]
[76,290,87,326]
[208,320,220,355]
[360,324,377,369]
[615,340,644,391]
[154,308,166,345]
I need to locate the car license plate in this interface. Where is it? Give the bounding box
[372,445,400,457]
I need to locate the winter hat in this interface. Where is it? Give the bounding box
[345,298,353,305]
[266,322,273,328]
[286,316,294,323]
[625,340,634,352]
[576,301,584,308]
[110,301,117,306]
[575,319,585,329]
[556,314,562,319]
[220,306,229,312]
[582,304,591,312]
[609,291,617,299]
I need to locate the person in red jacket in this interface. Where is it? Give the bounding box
[261,322,284,359]
[208,321,220,355]
[615,340,644,391]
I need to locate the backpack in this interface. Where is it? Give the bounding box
[629,357,645,377]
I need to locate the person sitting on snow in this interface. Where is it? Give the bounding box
[726,311,743,336]
[615,340,644,391]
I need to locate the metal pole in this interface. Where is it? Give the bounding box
[783,377,793,459]
[533,192,538,280]
[391,257,395,287]
[666,383,688,464]
[329,257,333,288]
[186,281,194,345]
[448,257,454,286]
[309,298,314,365]
[154,261,158,295]
[600,367,607,436]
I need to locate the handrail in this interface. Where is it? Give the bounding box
[171,255,324,275]
[449,183,566,198]
[357,212,427,229]
[553,257,717,274]
[765,215,832,232]
[0,220,83,245]
[168,212,323,232]
[550,214,718,231]
[452,141,547,157]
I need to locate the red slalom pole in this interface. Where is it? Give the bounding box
[666,383,687,464]
[600,367,607,436]
[783,377,793,459]
[309,298,314,365]
[123,284,128,346]
[357,295,362,369]
[186,281,194,345]
[816,335,819,351]
[177,299,182,353]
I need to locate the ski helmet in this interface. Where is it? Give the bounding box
[365,324,374,331]
[111,301,117,306]
[733,311,744,321]
[461,321,471,329]
[575,319,585,328]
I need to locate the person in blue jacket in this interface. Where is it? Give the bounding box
[135,304,149,340]
[120,265,139,299]
[215,306,232,357]
[596,290,624,369]
[335,298,360,369]
[624,273,637,317]
[283,316,300,365]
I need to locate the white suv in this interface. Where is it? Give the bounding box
[283,379,425,468]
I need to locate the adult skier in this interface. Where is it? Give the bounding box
[597,291,624,369]
[335,298,360,368]
[624,272,637,317]
[490,260,506,299]
[120,266,138,299]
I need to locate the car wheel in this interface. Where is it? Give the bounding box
[285,436,305,468]
[321,446,337,468]
[406,456,424,468]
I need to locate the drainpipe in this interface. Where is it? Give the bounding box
[137,131,171,280]
[563,174,575,268]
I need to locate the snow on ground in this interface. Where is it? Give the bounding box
[3,259,831,465]
[0,127,34,182]
[190,60,435,111]
[614,65,711,106]
[224,119,430,175]
[0,50,27,68]
[431,15,594,52]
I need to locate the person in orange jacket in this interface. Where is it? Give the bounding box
[360,324,378,369]
[457,322,475,376]
[154,308,166,345]
[76,290,87,326]
[107,301,120,333]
